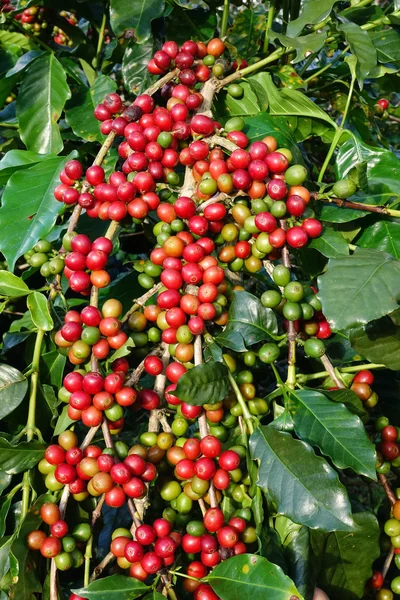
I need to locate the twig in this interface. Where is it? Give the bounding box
[280,221,296,389]
[90,551,114,582]
[145,69,179,96]
[126,344,163,387]
[311,192,400,218]
[379,474,397,505]
[382,545,395,579]
[320,354,345,389]
[207,134,239,153]
[148,344,170,433]
[121,282,163,324]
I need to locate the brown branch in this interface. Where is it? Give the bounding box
[144,68,179,96]
[320,354,345,389]
[207,134,239,153]
[149,344,171,433]
[382,545,395,579]
[379,473,397,505]
[89,551,114,582]
[121,282,163,324]
[126,344,163,387]
[310,192,397,216]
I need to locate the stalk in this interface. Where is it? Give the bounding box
[93,8,107,69]
[263,0,275,53]
[220,0,229,38]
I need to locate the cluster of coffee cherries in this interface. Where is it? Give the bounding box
[55,300,128,366]
[376,416,400,475]
[38,432,157,507]
[374,97,391,118]
[52,10,77,46]
[26,499,91,570]
[11,5,48,33]
[370,497,400,600]
[62,232,112,294]
[24,239,64,277]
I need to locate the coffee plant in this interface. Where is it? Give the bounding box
[0,0,400,599]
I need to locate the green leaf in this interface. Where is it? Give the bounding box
[247,72,270,112]
[250,427,354,531]
[0,149,51,187]
[336,138,400,199]
[309,228,349,258]
[0,271,30,298]
[143,593,165,600]
[275,517,312,599]
[40,350,66,389]
[0,473,12,495]
[318,203,369,223]
[227,8,266,58]
[271,31,327,64]
[16,54,71,154]
[350,318,400,371]
[287,389,376,479]
[65,75,117,143]
[11,494,55,599]
[338,22,377,87]
[369,29,400,64]
[0,153,76,270]
[312,513,380,600]
[324,389,366,418]
[98,270,141,314]
[317,248,400,331]
[225,82,260,116]
[110,0,165,40]
[73,575,150,599]
[261,74,336,128]
[165,7,216,44]
[242,112,303,163]
[0,365,28,421]
[53,405,75,437]
[356,219,400,258]
[0,30,35,52]
[287,0,339,37]
[216,291,278,350]
[122,40,156,95]
[207,554,302,600]
[0,438,45,474]
[27,292,53,331]
[108,337,135,364]
[171,362,230,406]
[5,50,44,78]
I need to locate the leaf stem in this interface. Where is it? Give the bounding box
[217,46,287,89]
[84,535,93,587]
[93,8,107,69]
[220,0,229,38]
[225,366,254,434]
[21,327,45,520]
[263,0,275,53]
[311,192,400,218]
[296,362,386,383]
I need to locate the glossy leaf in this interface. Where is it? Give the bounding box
[171,362,230,406]
[73,574,149,599]
[248,72,270,111]
[336,138,400,198]
[110,0,164,41]
[40,350,66,389]
[143,593,165,600]
[242,112,303,163]
[350,318,400,371]
[271,31,327,64]
[16,54,70,154]
[122,40,155,95]
[369,29,400,63]
[216,291,278,350]
[99,270,141,314]
[338,23,377,86]
[317,248,400,331]
[250,427,354,531]
[27,292,53,331]
[227,8,266,58]
[288,389,376,479]
[356,219,400,258]
[0,438,45,474]
[312,513,380,600]
[0,271,30,298]
[207,553,302,600]
[0,149,51,187]
[5,50,44,78]
[287,0,339,37]
[11,494,55,599]
[261,74,336,128]
[53,405,75,437]
[0,30,35,52]
[324,389,366,418]
[0,365,28,421]
[225,82,260,116]
[65,75,117,143]
[0,153,76,270]
[309,228,349,258]
[275,517,312,599]
[166,7,216,44]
